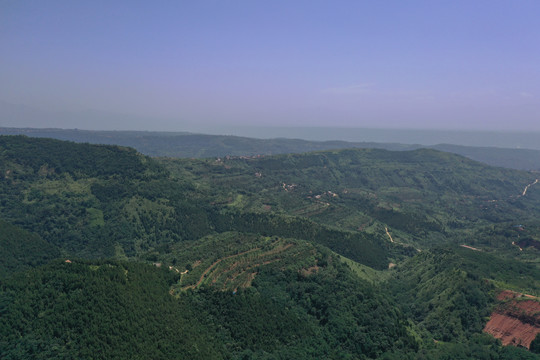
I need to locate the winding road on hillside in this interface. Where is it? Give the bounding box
[521,179,539,196]
[385,227,394,243]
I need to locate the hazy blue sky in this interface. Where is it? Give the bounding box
[1,1,539,132]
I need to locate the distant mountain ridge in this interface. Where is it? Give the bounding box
[2,127,540,171]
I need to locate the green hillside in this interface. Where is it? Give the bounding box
[387,247,539,359]
[160,148,540,252]
[0,260,225,359]
[0,136,212,259]
[0,219,60,277]
[1,135,540,359]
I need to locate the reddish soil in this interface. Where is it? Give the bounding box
[484,291,540,349]
[497,290,538,301]
[497,290,520,301]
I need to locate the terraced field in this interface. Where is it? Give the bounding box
[164,232,320,293]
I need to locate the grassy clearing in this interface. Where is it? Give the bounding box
[337,254,392,283]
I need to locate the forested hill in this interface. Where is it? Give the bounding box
[2,127,540,170]
[0,135,209,260]
[161,147,540,252]
[0,135,157,179]
[1,135,540,359]
[0,135,394,268]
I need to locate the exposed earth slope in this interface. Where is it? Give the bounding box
[484,291,540,349]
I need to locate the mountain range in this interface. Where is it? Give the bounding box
[2,127,540,171]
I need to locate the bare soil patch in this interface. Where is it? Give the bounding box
[484,291,540,349]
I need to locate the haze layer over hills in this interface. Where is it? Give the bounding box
[2,127,540,171]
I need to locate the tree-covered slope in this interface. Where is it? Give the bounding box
[2,134,539,268]
[0,135,155,179]
[0,136,400,270]
[2,136,540,358]
[386,247,540,359]
[0,219,60,277]
[0,245,422,359]
[0,260,225,360]
[160,147,540,253]
[0,136,214,260]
